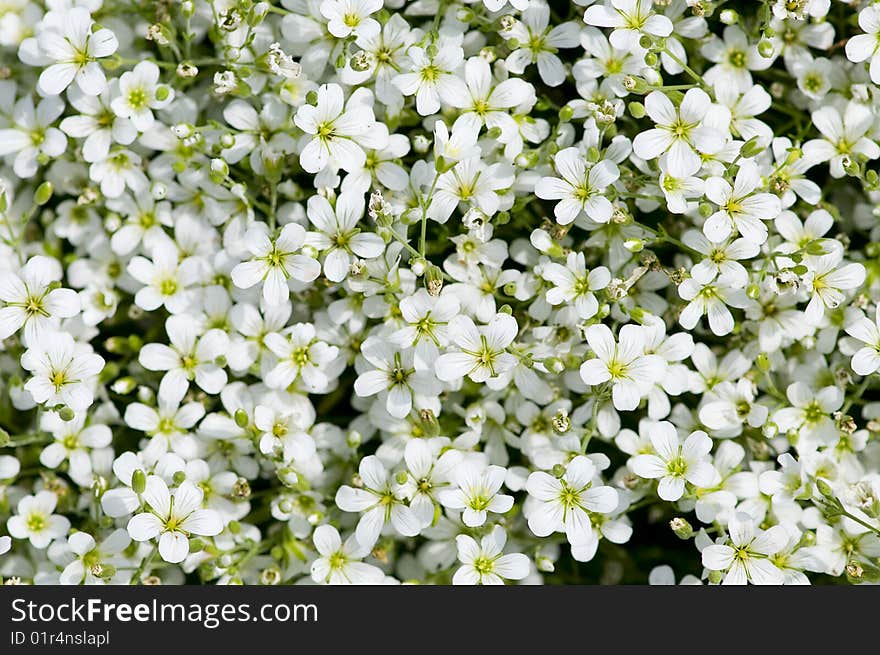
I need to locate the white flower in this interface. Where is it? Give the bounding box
[803,102,880,179]
[525,456,618,551]
[502,4,581,87]
[702,513,788,585]
[263,323,339,392]
[802,252,865,325]
[579,324,666,411]
[7,491,70,548]
[453,526,530,585]
[127,246,200,314]
[541,251,610,319]
[703,160,782,245]
[584,0,674,50]
[391,289,460,370]
[305,191,385,282]
[845,305,880,375]
[127,476,223,564]
[231,222,321,305]
[396,439,461,528]
[335,455,421,548]
[138,315,229,400]
[632,88,724,178]
[60,529,130,585]
[536,147,619,225]
[629,422,717,501]
[294,83,389,173]
[110,61,174,131]
[435,313,518,383]
[59,80,137,163]
[437,463,514,527]
[430,158,514,224]
[38,411,111,477]
[0,255,80,345]
[36,7,118,96]
[678,277,750,336]
[21,331,104,411]
[846,6,880,84]
[394,42,468,116]
[354,336,441,419]
[448,56,535,142]
[310,524,384,584]
[0,95,67,178]
[320,0,382,40]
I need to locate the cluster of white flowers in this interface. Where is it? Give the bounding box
[2,0,880,587]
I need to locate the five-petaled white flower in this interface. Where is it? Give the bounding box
[127,476,223,564]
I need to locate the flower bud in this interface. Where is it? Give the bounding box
[757,39,775,59]
[425,264,443,296]
[535,556,555,573]
[670,517,693,539]
[719,8,739,24]
[34,182,53,206]
[628,101,646,119]
[132,469,147,494]
[173,471,187,486]
[419,409,440,437]
[739,136,763,159]
[58,406,76,422]
[755,352,771,372]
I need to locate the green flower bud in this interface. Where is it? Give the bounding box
[173,471,187,486]
[746,283,760,299]
[698,202,714,218]
[739,136,763,159]
[0,428,9,448]
[816,478,835,500]
[559,105,574,122]
[755,352,771,372]
[34,181,53,206]
[234,408,250,428]
[189,538,205,552]
[551,463,566,478]
[58,406,76,422]
[419,409,440,437]
[395,471,408,485]
[644,52,658,67]
[622,75,649,94]
[132,469,147,494]
[669,517,693,539]
[628,101,646,119]
[757,39,775,59]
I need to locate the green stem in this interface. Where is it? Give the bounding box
[662,48,706,88]
[130,545,157,585]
